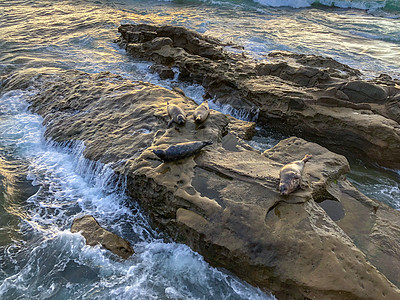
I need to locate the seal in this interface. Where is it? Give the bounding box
[167,102,186,127]
[193,100,210,124]
[279,154,312,195]
[153,140,213,162]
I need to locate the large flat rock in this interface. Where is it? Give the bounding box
[117,24,400,168]
[11,69,400,299]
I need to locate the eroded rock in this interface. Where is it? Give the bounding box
[18,69,400,299]
[71,215,134,259]
[341,80,387,103]
[116,24,400,168]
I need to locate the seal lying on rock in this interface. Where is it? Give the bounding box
[153,140,213,162]
[279,154,312,195]
[193,100,210,123]
[167,102,186,127]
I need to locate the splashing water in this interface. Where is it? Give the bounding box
[1,0,400,298]
[0,89,274,299]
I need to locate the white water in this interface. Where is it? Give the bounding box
[0,90,273,299]
[1,0,399,297]
[254,0,391,11]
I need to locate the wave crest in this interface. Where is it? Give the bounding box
[254,0,398,12]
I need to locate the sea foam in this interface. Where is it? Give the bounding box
[254,0,388,11]
[0,86,274,300]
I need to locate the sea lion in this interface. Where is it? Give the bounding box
[153,140,213,162]
[279,154,312,195]
[167,102,186,127]
[193,100,210,124]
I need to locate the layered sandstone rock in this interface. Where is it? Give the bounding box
[116,24,400,168]
[71,215,134,259]
[6,69,399,299]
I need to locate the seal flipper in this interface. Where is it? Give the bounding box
[167,119,174,127]
[302,154,312,163]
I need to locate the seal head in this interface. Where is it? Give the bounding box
[153,149,167,161]
[279,171,301,195]
[177,114,185,125]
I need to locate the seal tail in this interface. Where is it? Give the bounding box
[302,154,312,163]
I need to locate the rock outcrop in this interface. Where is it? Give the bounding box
[9,69,399,299]
[71,215,134,259]
[116,24,400,169]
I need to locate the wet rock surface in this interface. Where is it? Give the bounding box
[117,24,400,169]
[71,215,134,259]
[10,69,400,299]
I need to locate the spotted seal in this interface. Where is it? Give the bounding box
[153,140,213,162]
[279,154,312,195]
[167,102,186,127]
[193,100,210,124]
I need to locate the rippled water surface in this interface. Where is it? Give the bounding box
[1,0,399,298]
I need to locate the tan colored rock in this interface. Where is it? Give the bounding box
[71,215,134,259]
[20,69,400,299]
[116,24,400,168]
[329,180,400,288]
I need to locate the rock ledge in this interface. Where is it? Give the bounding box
[6,69,400,299]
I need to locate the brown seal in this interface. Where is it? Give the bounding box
[279,154,312,195]
[167,102,186,127]
[193,100,210,123]
[153,140,213,162]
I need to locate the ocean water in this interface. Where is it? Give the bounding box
[0,90,271,299]
[0,0,399,298]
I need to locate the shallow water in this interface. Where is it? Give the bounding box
[347,159,400,210]
[0,0,399,298]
